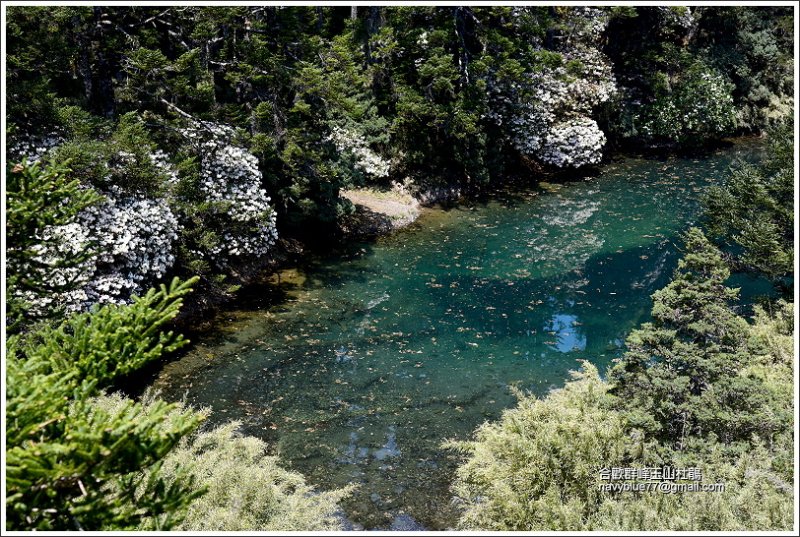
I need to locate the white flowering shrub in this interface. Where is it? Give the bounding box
[9,117,281,317]
[500,74,561,156]
[328,126,390,179]
[655,6,696,36]
[79,192,180,305]
[7,128,189,313]
[6,157,103,327]
[569,7,611,41]
[564,47,617,111]
[538,118,606,168]
[150,149,180,185]
[489,7,615,168]
[14,222,96,316]
[179,122,278,268]
[6,134,64,165]
[12,188,181,312]
[636,67,736,144]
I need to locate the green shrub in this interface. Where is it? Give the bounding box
[140,422,352,531]
[448,363,639,530]
[636,64,736,145]
[23,277,197,385]
[609,228,755,443]
[586,439,793,530]
[704,120,794,282]
[5,158,102,330]
[450,234,793,531]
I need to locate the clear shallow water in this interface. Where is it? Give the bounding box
[151,141,771,529]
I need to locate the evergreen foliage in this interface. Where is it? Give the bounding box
[694,7,794,130]
[6,6,791,248]
[704,120,794,283]
[608,228,756,444]
[5,274,352,531]
[5,278,204,530]
[22,278,197,385]
[448,363,638,530]
[5,159,102,330]
[139,422,351,531]
[6,7,791,317]
[4,6,794,532]
[603,6,792,146]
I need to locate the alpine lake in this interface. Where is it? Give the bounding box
[147,139,773,530]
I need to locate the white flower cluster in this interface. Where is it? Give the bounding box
[11,119,281,316]
[688,72,735,132]
[563,47,617,112]
[82,274,140,306]
[7,134,64,164]
[489,7,615,168]
[79,191,180,305]
[538,117,606,168]
[567,7,610,41]
[14,222,96,315]
[150,149,180,185]
[9,135,185,316]
[328,126,391,178]
[492,74,553,158]
[184,122,278,264]
[656,6,696,34]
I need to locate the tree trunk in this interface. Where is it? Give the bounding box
[73,15,94,105]
[453,7,470,87]
[364,7,383,64]
[316,6,324,32]
[73,9,116,117]
[89,8,116,117]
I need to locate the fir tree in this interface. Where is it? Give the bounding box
[609,228,772,445]
[5,278,203,530]
[704,120,794,284]
[5,159,102,331]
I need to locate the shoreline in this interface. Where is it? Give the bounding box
[171,135,763,336]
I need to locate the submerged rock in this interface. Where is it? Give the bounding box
[389,513,427,531]
[331,510,364,531]
[373,425,401,461]
[335,346,354,363]
[337,431,370,464]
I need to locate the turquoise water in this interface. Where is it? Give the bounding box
[150,141,770,529]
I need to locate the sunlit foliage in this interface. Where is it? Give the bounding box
[450,231,794,531]
[704,120,794,283]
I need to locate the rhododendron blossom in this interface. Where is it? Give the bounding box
[328,126,391,178]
